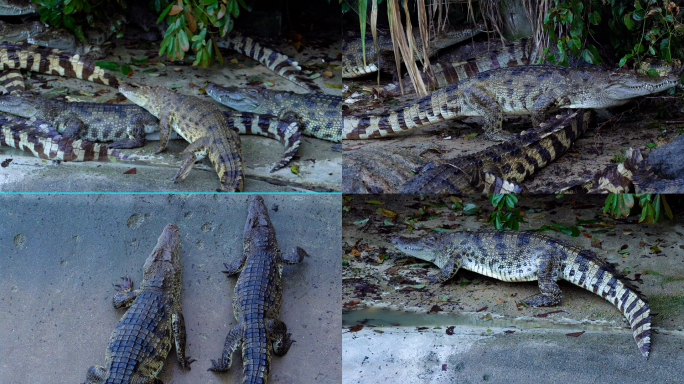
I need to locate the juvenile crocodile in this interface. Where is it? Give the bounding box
[0,94,157,149]
[392,230,651,358]
[0,0,36,15]
[0,69,25,94]
[120,84,245,192]
[0,113,132,161]
[85,224,195,383]
[0,42,120,87]
[206,82,342,142]
[209,195,307,383]
[343,65,680,141]
[27,27,110,60]
[216,30,321,93]
[342,23,484,78]
[343,110,590,193]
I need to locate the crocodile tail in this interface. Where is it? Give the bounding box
[241,334,271,384]
[563,249,651,358]
[0,41,119,88]
[0,69,25,94]
[223,111,301,172]
[0,114,130,162]
[218,31,321,92]
[343,85,461,139]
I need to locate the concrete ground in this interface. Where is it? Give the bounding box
[0,28,341,192]
[342,194,684,383]
[0,194,341,384]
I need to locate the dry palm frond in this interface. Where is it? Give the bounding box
[479,0,507,44]
[388,0,428,97]
[522,0,553,63]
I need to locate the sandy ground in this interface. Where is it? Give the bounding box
[0,29,342,192]
[342,73,684,193]
[0,194,341,383]
[342,194,684,382]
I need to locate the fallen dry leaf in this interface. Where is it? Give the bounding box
[565,331,585,338]
[348,325,363,332]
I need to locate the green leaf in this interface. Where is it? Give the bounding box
[624,13,634,30]
[643,269,662,276]
[408,284,426,289]
[463,204,479,215]
[95,61,121,71]
[365,200,385,205]
[431,228,455,233]
[646,68,659,77]
[121,64,133,76]
[353,218,369,225]
[157,2,174,24]
[178,29,190,52]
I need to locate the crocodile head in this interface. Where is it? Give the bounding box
[119,84,165,118]
[0,94,46,119]
[243,195,278,253]
[141,224,182,290]
[594,68,681,103]
[391,233,451,268]
[205,83,262,113]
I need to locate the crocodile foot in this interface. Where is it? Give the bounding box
[113,276,133,292]
[179,356,196,370]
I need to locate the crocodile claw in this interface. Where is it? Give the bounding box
[179,356,196,370]
[113,276,133,291]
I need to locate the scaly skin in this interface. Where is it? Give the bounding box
[400,110,591,193]
[0,20,46,42]
[342,23,484,78]
[120,84,244,192]
[0,94,157,149]
[342,110,591,193]
[343,65,681,141]
[0,69,25,94]
[209,195,308,384]
[206,83,342,142]
[216,30,321,92]
[84,224,195,384]
[0,0,36,15]
[0,42,120,88]
[392,230,651,358]
[0,113,131,161]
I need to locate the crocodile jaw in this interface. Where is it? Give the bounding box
[206,83,260,112]
[0,95,39,118]
[391,235,440,265]
[601,71,680,100]
[120,84,159,116]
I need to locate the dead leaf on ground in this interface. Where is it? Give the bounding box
[343,300,360,306]
[565,331,585,338]
[476,306,488,312]
[446,326,455,335]
[348,325,363,332]
[123,168,137,174]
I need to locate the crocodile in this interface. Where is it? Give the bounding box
[119,83,245,192]
[0,94,158,149]
[209,195,308,383]
[216,30,321,93]
[84,223,195,384]
[0,0,36,15]
[27,27,111,60]
[0,21,47,43]
[342,23,484,78]
[343,110,590,193]
[0,42,120,88]
[0,113,132,161]
[391,230,651,358]
[206,82,342,142]
[0,69,25,94]
[343,65,681,141]
[0,93,302,171]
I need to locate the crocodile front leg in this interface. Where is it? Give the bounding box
[208,326,244,372]
[84,365,107,384]
[283,247,308,265]
[173,137,209,184]
[155,112,172,154]
[428,256,462,284]
[113,276,138,308]
[530,91,571,127]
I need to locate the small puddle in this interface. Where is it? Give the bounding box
[343,306,623,332]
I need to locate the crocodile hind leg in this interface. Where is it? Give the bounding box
[113,276,138,308]
[208,326,244,372]
[428,256,462,284]
[530,92,571,127]
[462,87,511,141]
[84,365,107,383]
[223,255,248,276]
[523,252,563,306]
[266,318,294,356]
[283,247,308,265]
